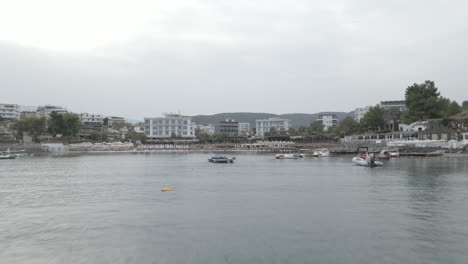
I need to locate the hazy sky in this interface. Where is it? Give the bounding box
[1,0,468,120]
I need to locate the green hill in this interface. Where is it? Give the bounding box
[191,112,353,128]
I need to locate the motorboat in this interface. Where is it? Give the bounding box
[208,155,235,163]
[0,153,16,160]
[275,154,299,159]
[352,147,383,167]
[352,157,383,167]
[298,154,307,158]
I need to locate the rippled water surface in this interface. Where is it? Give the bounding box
[1,153,468,264]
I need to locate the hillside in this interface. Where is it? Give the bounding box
[191,112,353,128]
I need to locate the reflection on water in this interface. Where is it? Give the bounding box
[0,153,467,264]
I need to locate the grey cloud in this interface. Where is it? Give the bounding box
[1,0,468,120]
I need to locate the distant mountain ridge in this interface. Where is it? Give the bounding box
[191,112,353,128]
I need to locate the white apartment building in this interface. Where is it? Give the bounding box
[144,113,195,138]
[354,106,370,121]
[317,114,338,131]
[238,122,251,135]
[0,103,20,121]
[80,113,104,129]
[37,105,68,117]
[196,124,215,135]
[256,118,290,136]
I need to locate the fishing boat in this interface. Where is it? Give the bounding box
[275,154,299,159]
[208,155,236,163]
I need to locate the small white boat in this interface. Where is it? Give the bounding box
[312,150,330,157]
[15,153,32,157]
[275,154,299,159]
[389,148,400,157]
[352,157,383,167]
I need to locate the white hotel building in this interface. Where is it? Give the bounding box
[317,114,338,131]
[0,103,20,121]
[256,118,290,136]
[80,113,104,129]
[144,113,196,138]
[238,122,251,135]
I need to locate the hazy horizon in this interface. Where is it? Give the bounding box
[2,0,468,120]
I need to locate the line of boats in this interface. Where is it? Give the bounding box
[208,147,400,167]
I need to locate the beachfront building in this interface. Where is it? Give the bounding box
[354,106,370,121]
[215,119,239,136]
[317,114,338,131]
[144,113,195,138]
[0,103,20,121]
[399,121,428,132]
[380,100,407,112]
[106,116,126,127]
[133,123,145,134]
[20,111,38,119]
[80,113,104,130]
[238,122,251,136]
[37,105,68,118]
[256,118,290,136]
[196,124,215,135]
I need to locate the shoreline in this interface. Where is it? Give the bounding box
[49,149,468,157]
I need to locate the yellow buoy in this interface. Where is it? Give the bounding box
[161,187,173,192]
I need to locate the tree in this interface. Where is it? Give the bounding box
[11,117,47,142]
[462,100,468,111]
[447,101,463,117]
[403,80,446,123]
[338,116,360,135]
[126,131,147,143]
[383,107,401,132]
[360,105,385,131]
[48,112,82,138]
[309,120,324,133]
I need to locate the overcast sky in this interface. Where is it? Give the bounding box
[1,0,468,120]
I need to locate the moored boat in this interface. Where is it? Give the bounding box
[312,149,330,157]
[389,148,400,157]
[0,153,16,160]
[275,154,299,159]
[377,150,390,160]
